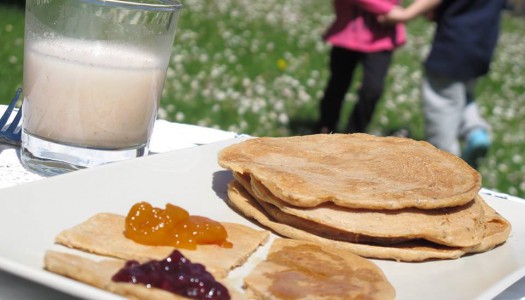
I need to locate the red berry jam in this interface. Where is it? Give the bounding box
[112,250,230,300]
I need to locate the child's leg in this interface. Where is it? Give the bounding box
[347,50,392,133]
[422,72,466,156]
[459,79,491,168]
[317,47,360,133]
[459,79,491,138]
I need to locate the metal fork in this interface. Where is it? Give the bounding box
[0,88,23,146]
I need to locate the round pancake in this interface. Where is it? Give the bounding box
[237,172,486,247]
[218,134,481,210]
[244,238,396,300]
[226,181,510,262]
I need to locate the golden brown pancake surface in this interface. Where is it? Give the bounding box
[238,171,486,247]
[226,181,510,262]
[55,213,269,279]
[44,251,243,300]
[244,238,396,300]
[219,134,481,210]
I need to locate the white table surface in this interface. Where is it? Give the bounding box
[1,105,524,299]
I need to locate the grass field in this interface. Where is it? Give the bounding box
[1,0,524,198]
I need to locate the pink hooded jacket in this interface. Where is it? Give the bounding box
[323,0,406,52]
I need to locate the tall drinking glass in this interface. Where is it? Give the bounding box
[22,0,181,175]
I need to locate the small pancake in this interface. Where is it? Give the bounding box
[44,250,243,300]
[218,134,481,210]
[226,181,510,262]
[55,213,269,279]
[243,238,395,300]
[236,172,486,247]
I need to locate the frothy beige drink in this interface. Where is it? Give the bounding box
[23,38,166,148]
[21,0,180,174]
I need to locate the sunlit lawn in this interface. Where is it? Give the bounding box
[0,4,24,100]
[1,0,524,198]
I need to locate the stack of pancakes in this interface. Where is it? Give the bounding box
[218,133,511,261]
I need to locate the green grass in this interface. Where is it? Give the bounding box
[0,4,24,100]
[1,1,524,198]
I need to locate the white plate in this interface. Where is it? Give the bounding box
[0,138,524,300]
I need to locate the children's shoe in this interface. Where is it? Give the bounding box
[462,128,490,169]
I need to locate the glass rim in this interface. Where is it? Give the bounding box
[80,0,182,11]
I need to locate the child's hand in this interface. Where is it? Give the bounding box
[378,6,409,24]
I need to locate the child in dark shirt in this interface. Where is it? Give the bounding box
[380,0,504,169]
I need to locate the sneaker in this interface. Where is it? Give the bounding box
[462,128,490,169]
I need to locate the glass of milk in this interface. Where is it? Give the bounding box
[21,0,181,175]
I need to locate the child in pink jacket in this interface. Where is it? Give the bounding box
[316,0,406,134]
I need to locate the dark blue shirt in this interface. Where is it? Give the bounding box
[424,0,504,80]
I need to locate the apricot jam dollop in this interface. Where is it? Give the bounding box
[124,202,233,250]
[112,250,230,300]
